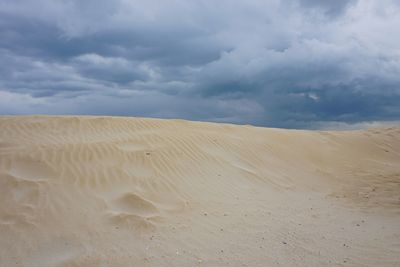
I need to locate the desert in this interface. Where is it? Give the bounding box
[0,116,399,266]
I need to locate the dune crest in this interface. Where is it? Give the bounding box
[0,116,399,266]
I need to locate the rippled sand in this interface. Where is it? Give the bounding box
[0,116,399,266]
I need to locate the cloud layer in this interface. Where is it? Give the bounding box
[1,0,400,128]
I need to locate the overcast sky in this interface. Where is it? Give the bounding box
[1,0,399,128]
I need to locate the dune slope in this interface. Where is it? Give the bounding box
[0,116,399,266]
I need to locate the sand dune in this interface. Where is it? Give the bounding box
[0,116,399,266]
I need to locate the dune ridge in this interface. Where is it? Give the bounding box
[0,116,399,266]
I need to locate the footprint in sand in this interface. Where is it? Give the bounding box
[106,192,162,231]
[0,158,55,226]
[112,192,159,217]
[8,158,56,182]
[0,172,41,226]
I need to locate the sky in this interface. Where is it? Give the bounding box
[0,0,399,129]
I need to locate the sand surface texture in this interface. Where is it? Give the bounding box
[0,116,399,266]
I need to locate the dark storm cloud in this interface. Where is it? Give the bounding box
[0,0,399,128]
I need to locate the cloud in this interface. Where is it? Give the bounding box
[296,0,357,16]
[0,0,399,128]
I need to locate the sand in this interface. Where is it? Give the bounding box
[0,116,399,267]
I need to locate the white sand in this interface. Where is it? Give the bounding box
[0,116,399,266]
